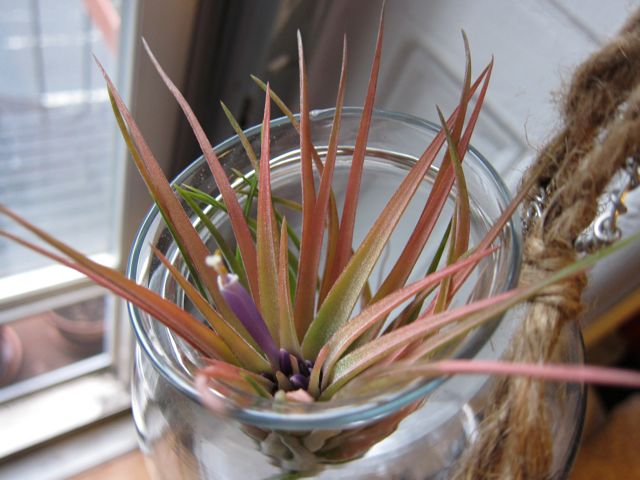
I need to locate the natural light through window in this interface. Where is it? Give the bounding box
[0,0,126,404]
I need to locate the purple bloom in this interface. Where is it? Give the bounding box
[217,271,279,366]
[279,348,292,375]
[289,374,309,390]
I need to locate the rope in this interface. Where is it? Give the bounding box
[453,9,640,479]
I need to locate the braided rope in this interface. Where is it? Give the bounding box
[453,10,640,479]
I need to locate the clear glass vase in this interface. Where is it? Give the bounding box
[128,108,584,479]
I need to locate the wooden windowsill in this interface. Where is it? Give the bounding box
[71,450,149,480]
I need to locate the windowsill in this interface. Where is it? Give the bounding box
[0,253,119,319]
[70,448,149,480]
[0,412,139,480]
[0,370,130,459]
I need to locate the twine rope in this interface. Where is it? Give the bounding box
[453,10,640,479]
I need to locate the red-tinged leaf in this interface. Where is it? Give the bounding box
[151,246,271,373]
[256,86,280,340]
[445,31,474,175]
[197,365,256,394]
[319,196,341,302]
[140,40,259,298]
[294,37,348,337]
[250,75,342,303]
[406,230,640,361]
[321,290,519,398]
[199,361,274,397]
[292,31,318,338]
[438,106,471,261]
[308,346,329,398]
[278,219,300,352]
[220,101,259,171]
[202,357,275,387]
[424,148,546,316]
[99,69,215,299]
[337,359,640,400]
[329,8,385,283]
[370,62,492,305]
[0,225,237,363]
[319,247,496,387]
[386,360,640,388]
[433,107,471,313]
[385,219,453,333]
[251,74,298,127]
[301,103,451,359]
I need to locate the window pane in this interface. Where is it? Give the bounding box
[0,0,122,277]
[0,295,115,407]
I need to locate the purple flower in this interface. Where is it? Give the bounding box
[215,268,279,366]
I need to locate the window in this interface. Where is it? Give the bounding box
[0,0,301,468]
[0,0,210,463]
[0,0,135,458]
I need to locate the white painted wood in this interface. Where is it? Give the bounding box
[307,0,640,325]
[308,0,634,164]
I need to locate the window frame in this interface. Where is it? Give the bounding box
[0,0,200,463]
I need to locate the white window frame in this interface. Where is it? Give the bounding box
[0,0,200,469]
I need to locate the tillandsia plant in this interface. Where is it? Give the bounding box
[2,9,640,471]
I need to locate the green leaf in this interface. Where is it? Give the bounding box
[176,185,245,283]
[432,149,548,312]
[231,168,260,221]
[242,374,274,398]
[278,218,300,352]
[433,210,457,314]
[438,105,471,262]
[220,101,259,171]
[251,74,298,128]
[433,106,471,313]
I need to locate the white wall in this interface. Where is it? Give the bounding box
[307,0,640,323]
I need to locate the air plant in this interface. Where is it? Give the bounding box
[1,9,639,468]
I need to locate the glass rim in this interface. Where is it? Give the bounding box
[127,107,522,430]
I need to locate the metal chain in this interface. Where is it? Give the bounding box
[522,185,548,237]
[575,155,640,252]
[522,156,640,253]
